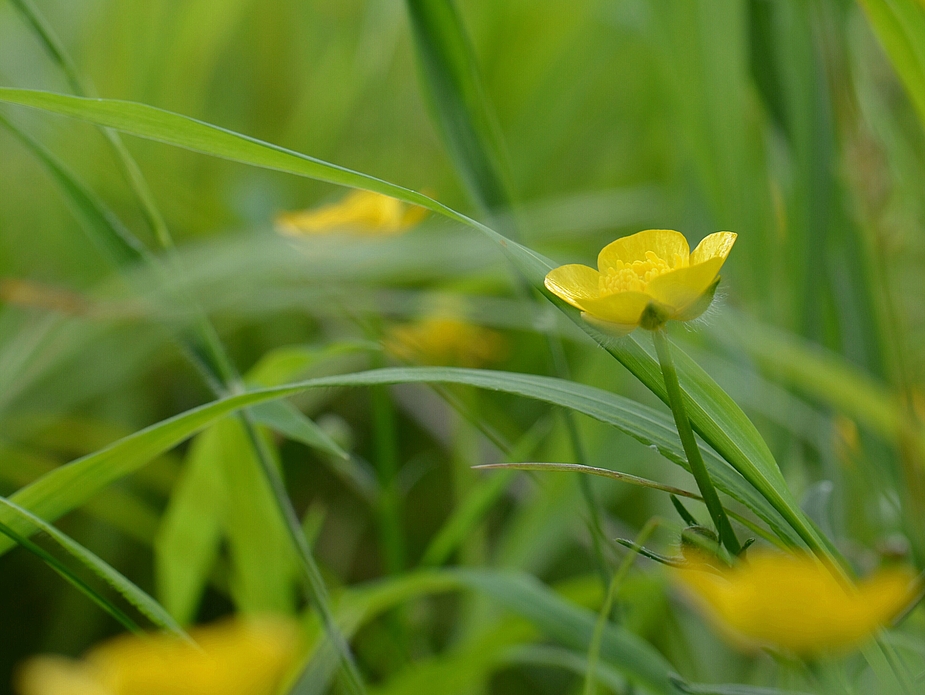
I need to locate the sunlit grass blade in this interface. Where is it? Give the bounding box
[154,427,226,624]
[213,418,299,614]
[403,0,514,214]
[858,0,925,132]
[0,496,186,637]
[0,112,147,266]
[8,0,173,247]
[0,366,803,563]
[249,401,348,460]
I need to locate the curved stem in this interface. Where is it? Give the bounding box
[651,328,741,555]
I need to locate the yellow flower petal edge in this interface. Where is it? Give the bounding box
[674,551,920,655]
[275,189,428,236]
[543,229,737,333]
[15,616,301,695]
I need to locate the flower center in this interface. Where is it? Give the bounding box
[599,251,686,296]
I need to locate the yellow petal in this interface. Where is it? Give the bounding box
[572,291,653,326]
[276,190,407,236]
[646,257,724,315]
[597,230,689,272]
[544,264,601,310]
[15,656,112,695]
[675,552,919,654]
[690,231,736,265]
[87,617,299,695]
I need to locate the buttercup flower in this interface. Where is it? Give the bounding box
[16,617,300,695]
[385,316,507,368]
[275,190,427,236]
[544,229,736,334]
[674,551,919,654]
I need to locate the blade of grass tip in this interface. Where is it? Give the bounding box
[403,0,612,583]
[0,496,186,636]
[0,517,142,636]
[585,517,660,695]
[474,462,703,501]
[9,0,173,248]
[475,462,780,546]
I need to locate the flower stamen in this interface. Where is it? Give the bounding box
[599,251,686,296]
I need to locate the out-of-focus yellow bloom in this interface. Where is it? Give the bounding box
[675,551,919,654]
[17,617,300,695]
[275,190,428,236]
[544,229,736,334]
[385,316,507,368]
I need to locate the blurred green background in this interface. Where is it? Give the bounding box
[1,0,925,693]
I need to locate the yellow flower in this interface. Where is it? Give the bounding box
[275,190,428,236]
[385,316,507,368]
[16,617,300,695]
[544,229,736,334]
[674,551,919,654]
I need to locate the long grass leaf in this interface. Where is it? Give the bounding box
[858,0,925,132]
[0,496,185,636]
[0,367,802,560]
[403,0,513,213]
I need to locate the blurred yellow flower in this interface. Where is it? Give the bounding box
[675,551,919,654]
[16,617,300,695]
[385,316,507,368]
[275,189,427,236]
[544,229,736,334]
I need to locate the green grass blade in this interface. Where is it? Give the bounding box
[249,401,348,460]
[8,0,173,247]
[403,0,514,213]
[0,496,186,637]
[0,366,802,561]
[0,88,446,215]
[154,428,226,624]
[215,418,299,614]
[0,112,147,266]
[858,0,925,132]
[0,517,141,635]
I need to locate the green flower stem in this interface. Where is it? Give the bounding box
[651,328,741,556]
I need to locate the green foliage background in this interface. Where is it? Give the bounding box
[1,0,925,693]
